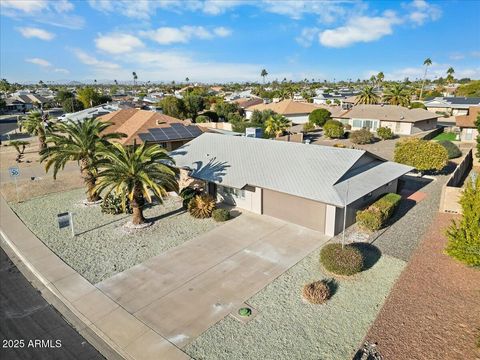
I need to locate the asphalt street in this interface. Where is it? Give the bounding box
[0,247,103,360]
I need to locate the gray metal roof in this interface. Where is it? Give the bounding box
[171,133,412,207]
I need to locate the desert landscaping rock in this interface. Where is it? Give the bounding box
[185,245,406,360]
[11,188,218,283]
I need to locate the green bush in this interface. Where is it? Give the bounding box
[320,243,363,276]
[356,209,383,231]
[356,193,401,231]
[323,120,344,138]
[303,122,315,132]
[377,126,394,140]
[410,102,427,109]
[212,208,230,222]
[308,108,331,126]
[394,138,448,172]
[349,128,374,144]
[437,140,462,159]
[179,187,200,208]
[445,175,480,267]
[101,193,132,215]
[195,115,210,123]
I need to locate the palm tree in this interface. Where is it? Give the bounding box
[369,75,377,86]
[355,86,380,105]
[40,118,125,202]
[261,69,268,84]
[446,67,455,84]
[114,79,118,85]
[264,114,290,137]
[132,71,138,86]
[419,58,432,101]
[94,143,178,225]
[376,72,385,87]
[383,83,411,106]
[185,77,189,83]
[22,110,47,151]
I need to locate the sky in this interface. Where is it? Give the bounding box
[1,0,479,84]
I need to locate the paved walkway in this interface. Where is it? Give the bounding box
[97,213,330,348]
[0,247,103,360]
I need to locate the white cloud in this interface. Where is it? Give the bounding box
[213,27,232,37]
[1,0,83,29]
[1,0,48,13]
[95,33,144,54]
[202,0,245,15]
[140,26,231,45]
[26,58,51,67]
[296,27,319,47]
[17,27,55,41]
[54,68,70,74]
[319,12,402,48]
[386,63,480,81]
[72,48,120,70]
[471,51,480,58]
[449,53,465,61]
[405,0,442,26]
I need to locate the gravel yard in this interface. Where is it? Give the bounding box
[11,188,218,283]
[185,246,406,360]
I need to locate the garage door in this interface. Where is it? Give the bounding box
[262,189,326,233]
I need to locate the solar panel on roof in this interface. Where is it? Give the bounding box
[170,123,185,128]
[138,133,155,142]
[185,126,203,137]
[148,129,169,141]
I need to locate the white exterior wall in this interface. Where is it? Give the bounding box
[460,127,479,142]
[287,114,310,124]
[245,110,253,120]
[379,120,413,135]
[217,185,262,214]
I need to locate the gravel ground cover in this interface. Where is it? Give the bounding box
[185,245,406,360]
[11,188,218,283]
[365,213,480,359]
[370,174,448,261]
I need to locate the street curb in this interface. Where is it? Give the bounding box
[0,229,126,360]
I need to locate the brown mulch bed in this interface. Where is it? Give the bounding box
[365,213,480,360]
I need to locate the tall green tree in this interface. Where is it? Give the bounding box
[355,86,380,105]
[62,98,84,113]
[159,96,186,119]
[77,87,100,108]
[445,174,480,267]
[261,69,268,84]
[264,114,290,137]
[383,83,411,106]
[308,108,331,126]
[184,95,205,120]
[40,119,125,202]
[376,72,385,87]
[132,71,138,86]
[419,58,432,101]
[55,90,74,105]
[214,101,238,120]
[22,111,48,151]
[95,143,178,225]
[456,80,480,97]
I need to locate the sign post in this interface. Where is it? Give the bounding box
[57,212,75,237]
[8,166,20,203]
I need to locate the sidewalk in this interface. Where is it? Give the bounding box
[0,196,190,360]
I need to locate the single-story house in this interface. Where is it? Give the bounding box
[4,93,49,112]
[171,133,412,236]
[456,106,479,142]
[337,104,438,135]
[99,108,203,150]
[245,99,321,124]
[424,97,480,116]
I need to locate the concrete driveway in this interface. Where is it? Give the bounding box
[97,212,330,348]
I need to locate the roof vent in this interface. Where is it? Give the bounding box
[400,116,405,120]
[156,119,166,126]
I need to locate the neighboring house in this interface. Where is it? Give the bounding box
[338,104,438,135]
[59,103,120,122]
[424,97,480,116]
[232,97,263,112]
[456,106,479,142]
[4,93,49,112]
[171,133,412,236]
[99,108,203,150]
[245,99,322,124]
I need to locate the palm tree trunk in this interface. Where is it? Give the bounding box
[80,160,100,202]
[131,186,145,225]
[419,66,428,101]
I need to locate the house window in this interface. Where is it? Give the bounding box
[352,120,363,128]
[222,186,245,199]
[352,119,379,130]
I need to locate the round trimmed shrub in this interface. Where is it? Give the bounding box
[212,208,230,222]
[195,115,210,123]
[302,280,331,304]
[323,120,344,138]
[349,128,374,144]
[308,108,331,127]
[437,140,462,159]
[188,194,216,218]
[320,243,363,276]
[377,126,393,140]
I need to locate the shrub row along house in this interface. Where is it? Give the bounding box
[171,133,412,236]
[337,104,438,135]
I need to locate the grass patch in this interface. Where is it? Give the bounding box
[432,132,457,141]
